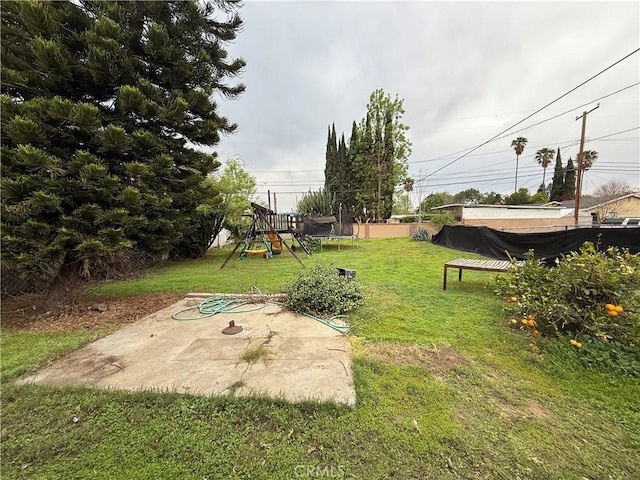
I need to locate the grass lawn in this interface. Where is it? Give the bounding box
[2,238,639,479]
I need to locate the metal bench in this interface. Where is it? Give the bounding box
[443,258,521,290]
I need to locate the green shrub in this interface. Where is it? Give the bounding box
[495,243,640,345]
[429,211,455,231]
[303,236,322,253]
[541,334,640,377]
[285,264,363,316]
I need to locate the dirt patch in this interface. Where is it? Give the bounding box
[1,294,183,332]
[363,342,468,375]
[496,398,549,420]
[525,399,548,419]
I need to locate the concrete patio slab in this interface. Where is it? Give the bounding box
[16,296,356,406]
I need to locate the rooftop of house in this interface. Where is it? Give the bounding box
[432,203,572,210]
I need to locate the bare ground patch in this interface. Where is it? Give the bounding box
[496,398,550,420]
[362,342,468,376]
[1,293,183,332]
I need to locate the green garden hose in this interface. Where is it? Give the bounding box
[171,287,350,334]
[171,296,268,321]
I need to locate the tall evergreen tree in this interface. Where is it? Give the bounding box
[344,121,359,214]
[549,148,565,201]
[562,158,576,200]
[353,89,411,222]
[334,133,348,209]
[1,0,245,283]
[354,112,375,219]
[323,124,338,194]
[380,109,396,219]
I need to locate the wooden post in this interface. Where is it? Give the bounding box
[574,104,599,226]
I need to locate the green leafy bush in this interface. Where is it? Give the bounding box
[285,264,363,316]
[429,211,455,231]
[303,236,322,253]
[541,334,640,377]
[495,243,640,345]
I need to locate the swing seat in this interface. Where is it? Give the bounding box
[245,248,268,255]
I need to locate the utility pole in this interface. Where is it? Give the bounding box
[573,104,599,226]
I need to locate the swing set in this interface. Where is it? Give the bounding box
[220,202,311,269]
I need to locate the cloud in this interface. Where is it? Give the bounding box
[215,1,640,211]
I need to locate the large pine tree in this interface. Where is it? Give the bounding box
[1,0,245,284]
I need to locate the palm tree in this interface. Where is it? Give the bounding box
[580,150,598,186]
[511,137,528,192]
[535,147,555,188]
[582,150,598,171]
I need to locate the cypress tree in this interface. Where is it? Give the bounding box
[381,109,396,219]
[354,112,375,219]
[335,133,348,211]
[1,0,245,283]
[562,158,576,200]
[323,123,338,196]
[324,125,334,192]
[344,121,359,215]
[549,148,565,202]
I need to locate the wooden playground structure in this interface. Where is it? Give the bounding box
[220,203,312,268]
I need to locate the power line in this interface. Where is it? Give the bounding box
[240,103,637,179]
[491,82,640,143]
[590,126,639,140]
[257,159,637,188]
[408,126,637,180]
[254,126,638,195]
[408,82,639,166]
[416,48,640,183]
[249,122,634,181]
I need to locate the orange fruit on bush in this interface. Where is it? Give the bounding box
[605,304,615,311]
[607,310,618,317]
[527,319,536,327]
[575,342,582,348]
[521,319,528,325]
[511,296,518,302]
[569,339,577,345]
[614,305,623,313]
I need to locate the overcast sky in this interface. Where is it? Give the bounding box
[210,1,640,212]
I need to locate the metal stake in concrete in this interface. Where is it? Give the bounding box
[222,320,243,335]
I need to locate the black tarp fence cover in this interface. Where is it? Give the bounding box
[432,225,640,265]
[303,215,354,237]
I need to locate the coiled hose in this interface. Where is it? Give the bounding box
[172,287,350,334]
